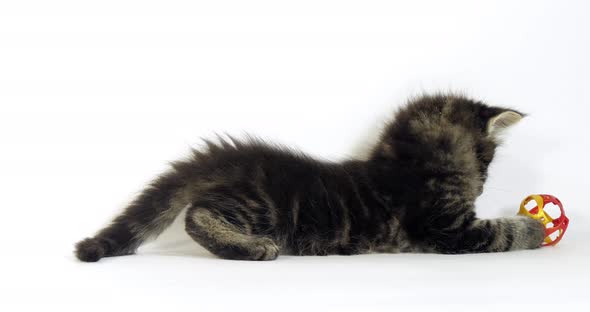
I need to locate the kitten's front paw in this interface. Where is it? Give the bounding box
[520,216,546,249]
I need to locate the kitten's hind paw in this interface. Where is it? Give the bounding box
[75,237,106,262]
[252,237,280,261]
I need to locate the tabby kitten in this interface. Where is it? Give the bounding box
[75,94,545,262]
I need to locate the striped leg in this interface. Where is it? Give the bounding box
[185,207,280,261]
[432,216,546,254]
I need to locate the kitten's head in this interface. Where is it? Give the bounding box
[372,94,524,187]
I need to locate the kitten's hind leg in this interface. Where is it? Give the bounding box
[185,207,280,261]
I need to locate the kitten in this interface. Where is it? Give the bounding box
[75,94,545,262]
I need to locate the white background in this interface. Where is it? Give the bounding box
[1,1,589,311]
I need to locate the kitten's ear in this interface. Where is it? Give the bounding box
[486,110,524,137]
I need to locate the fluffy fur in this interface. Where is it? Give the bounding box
[75,94,545,262]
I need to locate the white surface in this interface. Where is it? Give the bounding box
[1,1,589,311]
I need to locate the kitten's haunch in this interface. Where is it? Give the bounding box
[75,94,545,262]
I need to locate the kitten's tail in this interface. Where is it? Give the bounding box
[75,170,188,262]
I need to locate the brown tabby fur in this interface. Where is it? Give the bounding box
[75,94,545,262]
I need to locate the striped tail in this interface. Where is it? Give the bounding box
[75,171,188,262]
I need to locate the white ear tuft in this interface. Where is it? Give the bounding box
[487,111,523,136]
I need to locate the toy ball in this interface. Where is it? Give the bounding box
[518,194,569,246]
